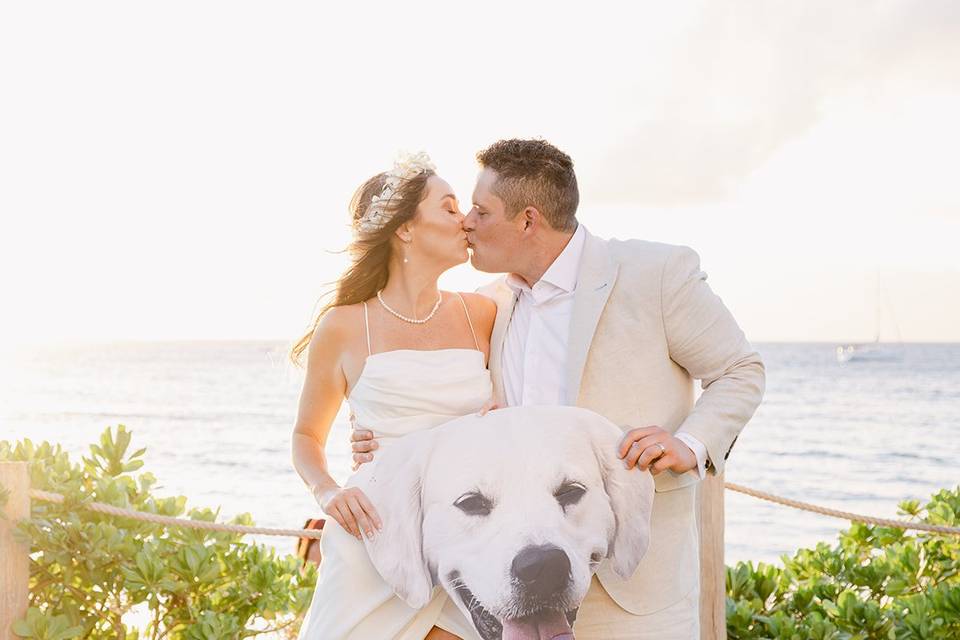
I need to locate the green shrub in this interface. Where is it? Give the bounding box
[3,425,958,639]
[0,426,317,639]
[726,487,960,639]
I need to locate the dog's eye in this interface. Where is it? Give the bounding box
[554,482,587,508]
[454,492,493,516]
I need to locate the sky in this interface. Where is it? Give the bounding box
[1,0,958,346]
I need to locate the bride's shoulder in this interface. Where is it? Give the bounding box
[308,303,365,348]
[323,301,367,322]
[453,292,497,326]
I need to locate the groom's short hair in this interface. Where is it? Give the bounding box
[476,139,579,232]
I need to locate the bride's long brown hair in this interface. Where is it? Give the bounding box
[288,168,436,368]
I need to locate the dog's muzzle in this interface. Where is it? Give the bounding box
[452,545,579,640]
[511,545,571,601]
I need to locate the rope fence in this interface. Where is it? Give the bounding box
[26,488,322,539]
[723,482,960,535]
[4,463,958,640]
[23,482,960,538]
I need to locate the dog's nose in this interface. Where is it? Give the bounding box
[511,545,571,598]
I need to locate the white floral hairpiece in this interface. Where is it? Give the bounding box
[355,150,437,235]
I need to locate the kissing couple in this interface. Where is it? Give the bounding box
[290,138,766,640]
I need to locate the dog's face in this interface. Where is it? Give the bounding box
[360,406,654,640]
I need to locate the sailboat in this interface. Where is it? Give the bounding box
[836,273,904,363]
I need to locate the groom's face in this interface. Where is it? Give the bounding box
[463,168,527,274]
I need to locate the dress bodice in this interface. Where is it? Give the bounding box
[347,348,492,447]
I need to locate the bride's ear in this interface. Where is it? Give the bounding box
[359,431,434,608]
[394,221,414,244]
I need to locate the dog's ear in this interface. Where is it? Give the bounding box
[358,431,434,609]
[587,416,656,580]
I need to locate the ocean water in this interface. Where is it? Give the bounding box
[1,341,957,566]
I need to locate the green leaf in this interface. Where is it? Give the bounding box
[12,607,84,640]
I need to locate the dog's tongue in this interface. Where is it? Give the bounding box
[501,610,574,640]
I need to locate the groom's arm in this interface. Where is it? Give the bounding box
[662,245,766,476]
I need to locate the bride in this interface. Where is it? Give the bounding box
[289,152,495,640]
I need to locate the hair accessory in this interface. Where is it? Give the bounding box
[356,151,436,235]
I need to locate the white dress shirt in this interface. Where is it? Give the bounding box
[501,223,708,480]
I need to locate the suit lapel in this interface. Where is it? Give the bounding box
[488,281,518,405]
[566,231,619,405]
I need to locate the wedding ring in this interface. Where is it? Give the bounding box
[653,442,667,459]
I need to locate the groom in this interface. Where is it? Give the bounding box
[353,138,765,639]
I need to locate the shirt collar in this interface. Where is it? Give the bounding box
[506,223,586,301]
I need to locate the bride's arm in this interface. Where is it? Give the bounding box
[292,308,381,540]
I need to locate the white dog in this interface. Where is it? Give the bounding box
[350,405,655,640]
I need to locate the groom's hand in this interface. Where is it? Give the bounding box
[350,428,378,471]
[618,426,698,475]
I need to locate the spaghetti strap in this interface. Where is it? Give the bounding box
[362,300,372,356]
[455,292,481,351]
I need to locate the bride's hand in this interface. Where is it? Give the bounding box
[477,398,501,416]
[314,485,382,540]
[350,428,378,471]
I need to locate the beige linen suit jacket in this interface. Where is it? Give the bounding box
[479,228,765,615]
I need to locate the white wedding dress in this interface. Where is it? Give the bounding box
[298,295,491,640]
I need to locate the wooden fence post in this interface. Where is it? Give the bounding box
[1,462,30,638]
[699,470,726,640]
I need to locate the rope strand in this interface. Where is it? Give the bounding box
[723,482,960,535]
[23,483,960,539]
[27,488,321,539]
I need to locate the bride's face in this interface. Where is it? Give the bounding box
[405,175,469,268]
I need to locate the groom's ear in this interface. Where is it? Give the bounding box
[520,206,540,232]
[360,431,434,608]
[585,413,655,579]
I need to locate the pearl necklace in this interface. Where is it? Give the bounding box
[377,290,443,324]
